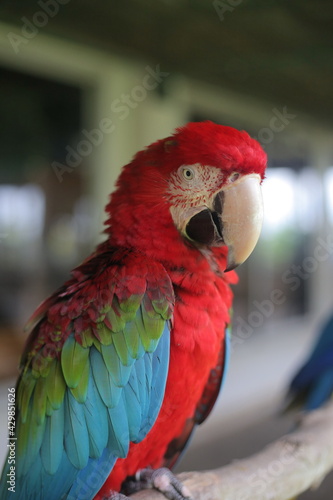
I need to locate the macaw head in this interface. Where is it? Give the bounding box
[106,121,266,271]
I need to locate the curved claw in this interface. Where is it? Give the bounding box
[135,467,192,500]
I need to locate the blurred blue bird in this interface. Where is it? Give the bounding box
[288,314,333,411]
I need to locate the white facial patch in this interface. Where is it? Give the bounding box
[167,163,224,208]
[167,164,225,234]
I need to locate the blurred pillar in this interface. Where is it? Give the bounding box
[308,128,333,321]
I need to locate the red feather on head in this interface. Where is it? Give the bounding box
[106,120,266,208]
[163,121,266,178]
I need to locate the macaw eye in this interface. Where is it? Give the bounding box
[229,172,240,183]
[181,167,195,181]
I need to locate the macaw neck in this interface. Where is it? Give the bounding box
[105,202,229,275]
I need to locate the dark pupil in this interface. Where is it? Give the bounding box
[185,170,191,177]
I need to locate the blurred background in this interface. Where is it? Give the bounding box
[0,1,332,497]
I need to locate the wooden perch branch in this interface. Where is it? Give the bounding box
[130,401,333,500]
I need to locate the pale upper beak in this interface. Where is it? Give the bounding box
[184,174,264,271]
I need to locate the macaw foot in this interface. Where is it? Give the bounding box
[122,467,192,500]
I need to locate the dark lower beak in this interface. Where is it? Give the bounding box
[185,208,223,247]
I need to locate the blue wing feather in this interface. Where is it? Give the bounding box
[107,395,130,458]
[41,404,64,474]
[133,357,148,420]
[67,450,117,500]
[82,376,109,458]
[64,391,90,469]
[123,382,142,439]
[41,451,76,500]
[90,346,122,408]
[144,325,170,433]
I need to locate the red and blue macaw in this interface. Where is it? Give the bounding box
[0,121,266,500]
